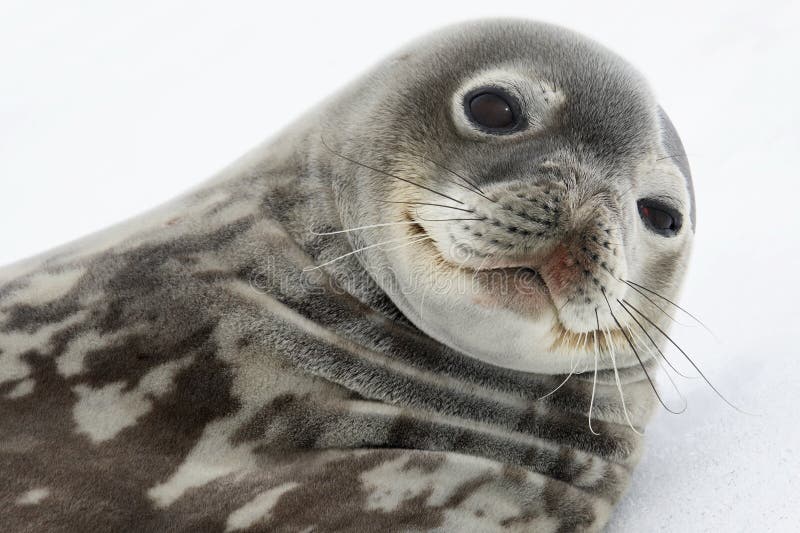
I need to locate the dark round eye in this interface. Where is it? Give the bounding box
[638,199,682,237]
[465,89,520,132]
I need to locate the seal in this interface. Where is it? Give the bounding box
[0,19,694,532]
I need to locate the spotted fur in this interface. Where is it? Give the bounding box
[1,19,693,532]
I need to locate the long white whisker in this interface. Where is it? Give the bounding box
[379,235,433,253]
[303,235,430,271]
[311,220,434,235]
[627,324,688,413]
[603,326,643,436]
[625,278,717,338]
[588,325,601,436]
[579,332,593,373]
[623,298,754,415]
[537,351,579,401]
[617,298,698,380]
[622,279,693,327]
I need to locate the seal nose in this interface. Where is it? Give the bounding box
[537,202,628,333]
[540,243,583,294]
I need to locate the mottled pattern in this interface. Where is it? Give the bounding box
[0,19,694,532]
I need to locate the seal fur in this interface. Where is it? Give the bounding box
[0,19,694,532]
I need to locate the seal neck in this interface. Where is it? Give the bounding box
[207,127,656,476]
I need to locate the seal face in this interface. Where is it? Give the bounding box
[0,19,694,533]
[325,20,695,373]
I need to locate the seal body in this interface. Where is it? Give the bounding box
[0,19,693,532]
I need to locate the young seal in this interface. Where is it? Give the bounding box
[0,18,695,532]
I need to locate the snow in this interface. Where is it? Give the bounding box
[1,1,798,531]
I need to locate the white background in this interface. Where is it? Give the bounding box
[2,1,798,531]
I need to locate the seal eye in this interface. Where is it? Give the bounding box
[638,199,682,237]
[466,90,519,132]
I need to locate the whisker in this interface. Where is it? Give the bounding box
[626,322,689,413]
[320,136,465,206]
[414,214,484,222]
[379,235,432,253]
[405,151,486,193]
[602,290,683,414]
[620,279,692,327]
[580,331,591,360]
[624,279,716,338]
[303,234,430,271]
[617,299,696,379]
[602,320,643,435]
[587,311,601,435]
[598,265,690,328]
[311,219,447,235]
[378,200,476,214]
[578,333,593,373]
[537,352,579,401]
[622,298,754,415]
[410,152,490,195]
[555,322,569,347]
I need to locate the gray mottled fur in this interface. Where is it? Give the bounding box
[1,19,693,532]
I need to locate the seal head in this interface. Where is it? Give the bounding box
[321,19,695,374]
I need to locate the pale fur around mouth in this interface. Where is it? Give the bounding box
[407,218,631,356]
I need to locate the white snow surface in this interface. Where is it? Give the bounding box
[1,2,798,531]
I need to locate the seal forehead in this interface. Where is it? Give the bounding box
[387,19,660,162]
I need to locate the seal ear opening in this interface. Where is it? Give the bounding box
[658,107,696,231]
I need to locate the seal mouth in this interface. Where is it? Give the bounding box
[407,222,621,340]
[453,259,627,352]
[403,217,633,357]
[406,216,551,304]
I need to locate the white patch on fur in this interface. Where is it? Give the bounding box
[574,455,606,487]
[72,357,191,443]
[360,452,531,528]
[4,268,84,306]
[147,314,335,509]
[360,453,503,513]
[360,455,419,512]
[5,378,35,399]
[16,487,50,505]
[423,454,498,507]
[147,416,258,508]
[225,482,299,532]
[440,483,530,531]
[56,329,132,378]
[146,329,262,509]
[0,311,87,385]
